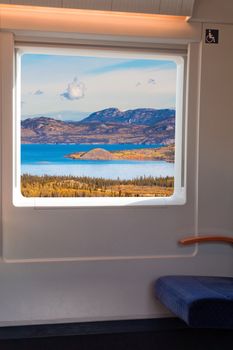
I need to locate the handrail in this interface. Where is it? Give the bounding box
[179,235,233,245]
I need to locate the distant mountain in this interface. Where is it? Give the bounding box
[22,110,90,122]
[80,108,174,125]
[22,117,67,130]
[21,108,175,145]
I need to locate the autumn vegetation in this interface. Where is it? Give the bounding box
[21,174,174,198]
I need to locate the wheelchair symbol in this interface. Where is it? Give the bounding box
[206,30,216,43]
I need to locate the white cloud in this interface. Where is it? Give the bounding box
[79,67,176,110]
[60,77,85,101]
[34,89,44,95]
[23,67,176,114]
[148,78,156,85]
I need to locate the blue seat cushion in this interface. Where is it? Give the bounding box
[155,276,233,329]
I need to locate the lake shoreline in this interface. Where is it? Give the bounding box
[21,144,175,179]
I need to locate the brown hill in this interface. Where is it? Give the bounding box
[77,148,114,160]
[66,145,175,163]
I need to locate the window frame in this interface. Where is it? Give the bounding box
[13,44,187,207]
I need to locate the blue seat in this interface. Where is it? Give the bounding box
[155,276,233,329]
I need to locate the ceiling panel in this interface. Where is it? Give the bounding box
[0,0,196,16]
[160,0,182,15]
[63,0,112,10]
[111,0,161,14]
[9,0,62,7]
[181,0,195,16]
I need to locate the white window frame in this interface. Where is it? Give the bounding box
[13,45,186,207]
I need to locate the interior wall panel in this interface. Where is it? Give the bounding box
[192,0,233,23]
[0,32,3,256]
[198,23,233,235]
[0,8,201,261]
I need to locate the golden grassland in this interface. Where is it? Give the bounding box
[21,175,174,198]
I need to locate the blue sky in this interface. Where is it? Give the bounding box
[21,53,177,121]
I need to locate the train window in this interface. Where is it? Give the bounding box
[13,47,185,207]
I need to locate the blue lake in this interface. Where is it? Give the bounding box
[21,144,174,180]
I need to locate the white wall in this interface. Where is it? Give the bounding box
[192,0,233,23]
[0,4,232,326]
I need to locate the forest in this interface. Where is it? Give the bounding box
[21,175,174,198]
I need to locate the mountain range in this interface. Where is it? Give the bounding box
[22,110,89,122]
[21,108,175,145]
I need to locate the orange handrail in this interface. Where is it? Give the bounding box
[179,235,233,245]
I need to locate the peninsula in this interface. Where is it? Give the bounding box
[65,145,175,163]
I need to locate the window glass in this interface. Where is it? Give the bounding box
[15,48,184,206]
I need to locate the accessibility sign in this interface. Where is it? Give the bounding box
[205,29,219,44]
